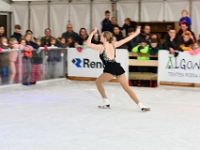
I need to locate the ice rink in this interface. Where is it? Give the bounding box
[0,79,200,150]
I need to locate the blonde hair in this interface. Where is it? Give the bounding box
[182,9,188,14]
[103,31,113,43]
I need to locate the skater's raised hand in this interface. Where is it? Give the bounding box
[135,26,141,35]
[93,27,98,34]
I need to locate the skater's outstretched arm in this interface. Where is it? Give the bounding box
[86,28,103,52]
[113,26,141,48]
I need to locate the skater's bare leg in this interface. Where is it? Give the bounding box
[95,73,114,98]
[116,73,140,104]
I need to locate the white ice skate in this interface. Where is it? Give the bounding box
[138,102,150,111]
[98,99,110,109]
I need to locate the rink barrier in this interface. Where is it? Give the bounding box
[0,48,67,86]
[158,50,200,87]
[128,52,158,81]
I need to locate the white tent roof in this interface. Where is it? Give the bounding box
[0,0,12,12]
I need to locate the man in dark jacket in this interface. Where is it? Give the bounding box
[164,27,182,56]
[62,24,79,42]
[113,26,126,49]
[11,25,22,42]
[178,22,196,41]
[139,24,151,44]
[101,10,112,33]
[126,28,139,51]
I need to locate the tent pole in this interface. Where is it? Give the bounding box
[48,1,50,28]
[28,1,31,29]
[90,0,93,32]
[189,0,192,18]
[68,0,72,23]
[138,0,141,22]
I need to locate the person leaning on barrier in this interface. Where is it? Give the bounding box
[179,31,193,51]
[164,27,182,57]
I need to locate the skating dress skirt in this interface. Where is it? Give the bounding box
[99,47,125,76]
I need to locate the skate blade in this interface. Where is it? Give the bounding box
[141,108,150,111]
[98,105,110,109]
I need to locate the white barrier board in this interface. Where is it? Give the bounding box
[67,48,128,79]
[158,50,200,84]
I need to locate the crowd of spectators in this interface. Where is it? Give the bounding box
[0,9,200,86]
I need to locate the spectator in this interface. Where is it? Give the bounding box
[0,25,5,38]
[11,25,22,43]
[66,37,75,48]
[139,24,151,44]
[164,27,182,57]
[121,18,136,36]
[178,22,196,41]
[0,36,11,84]
[9,38,20,84]
[25,30,36,42]
[149,38,163,55]
[40,28,53,46]
[78,28,88,45]
[62,23,79,42]
[189,41,200,55]
[111,17,122,32]
[25,33,39,49]
[101,10,112,32]
[126,28,139,51]
[179,31,193,51]
[50,37,59,47]
[198,34,200,43]
[113,26,126,49]
[132,38,150,87]
[59,37,68,48]
[34,38,41,47]
[179,9,191,29]
[91,30,101,44]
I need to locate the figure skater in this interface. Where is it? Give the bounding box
[86,27,150,111]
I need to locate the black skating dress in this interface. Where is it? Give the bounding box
[99,45,125,76]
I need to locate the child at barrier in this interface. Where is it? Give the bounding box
[23,33,41,85]
[132,38,150,87]
[149,39,163,87]
[179,9,192,29]
[46,38,61,79]
[180,31,193,51]
[0,37,11,84]
[9,38,21,84]
[189,41,200,55]
[59,37,68,48]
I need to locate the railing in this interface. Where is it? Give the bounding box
[0,48,67,86]
[129,52,158,81]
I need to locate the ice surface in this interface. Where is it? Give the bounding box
[0,79,200,150]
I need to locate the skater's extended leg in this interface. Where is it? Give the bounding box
[116,73,150,111]
[95,73,114,98]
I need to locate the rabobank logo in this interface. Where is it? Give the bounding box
[72,58,82,68]
[72,58,103,69]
